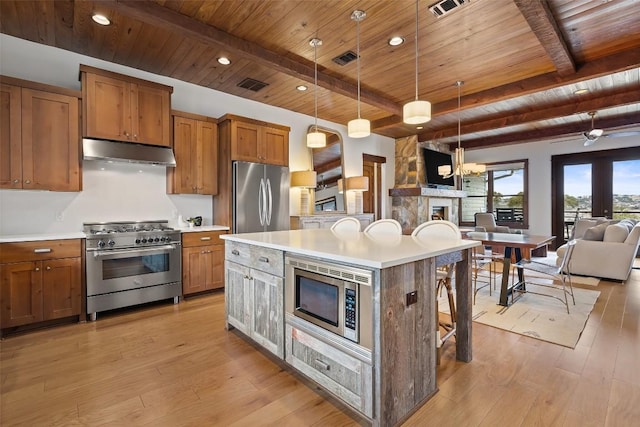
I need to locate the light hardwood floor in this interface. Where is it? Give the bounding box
[1,266,639,426]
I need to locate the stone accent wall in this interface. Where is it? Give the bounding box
[394,135,445,188]
[392,135,464,232]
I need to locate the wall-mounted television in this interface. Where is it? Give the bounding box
[422,147,455,188]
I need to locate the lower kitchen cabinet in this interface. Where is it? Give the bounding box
[225,241,284,358]
[285,317,373,418]
[181,231,226,295]
[0,239,82,330]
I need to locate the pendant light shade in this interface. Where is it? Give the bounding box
[403,0,431,125]
[403,100,432,124]
[348,9,370,138]
[306,131,326,148]
[308,38,326,148]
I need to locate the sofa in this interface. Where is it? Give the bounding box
[556,218,640,281]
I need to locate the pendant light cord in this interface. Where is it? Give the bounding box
[356,16,362,118]
[414,0,419,102]
[313,39,319,132]
[457,81,462,150]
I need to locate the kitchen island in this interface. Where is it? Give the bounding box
[221,229,480,427]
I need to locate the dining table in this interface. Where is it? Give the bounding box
[465,232,556,306]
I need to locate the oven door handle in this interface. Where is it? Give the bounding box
[90,244,180,258]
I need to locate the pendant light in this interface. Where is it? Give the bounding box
[438,81,485,186]
[348,10,370,138]
[403,0,431,125]
[307,38,327,148]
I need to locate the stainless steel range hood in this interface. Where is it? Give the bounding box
[83,138,176,167]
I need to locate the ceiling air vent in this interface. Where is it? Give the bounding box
[332,50,357,66]
[428,0,468,18]
[237,78,269,92]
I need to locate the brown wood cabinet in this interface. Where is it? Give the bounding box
[1,77,81,191]
[0,239,82,330]
[80,65,172,147]
[221,114,289,166]
[214,114,290,228]
[181,230,226,295]
[168,111,218,195]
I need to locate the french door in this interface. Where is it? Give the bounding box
[551,147,640,248]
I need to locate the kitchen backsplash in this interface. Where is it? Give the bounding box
[0,161,213,235]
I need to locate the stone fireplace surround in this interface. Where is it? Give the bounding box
[390,135,466,233]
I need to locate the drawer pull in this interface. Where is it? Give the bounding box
[315,359,330,371]
[35,267,40,272]
[258,256,269,263]
[200,237,212,241]
[46,266,51,271]
[34,248,52,254]
[232,249,240,255]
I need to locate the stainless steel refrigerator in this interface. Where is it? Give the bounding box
[232,161,289,233]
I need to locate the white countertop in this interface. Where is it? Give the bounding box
[0,225,230,243]
[221,229,480,269]
[176,225,230,233]
[0,232,86,243]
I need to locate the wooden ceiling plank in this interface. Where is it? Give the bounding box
[458,112,640,150]
[53,0,77,51]
[111,15,145,66]
[514,0,576,76]
[424,87,640,140]
[95,0,403,115]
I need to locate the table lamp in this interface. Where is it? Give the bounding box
[291,170,317,215]
[346,176,369,215]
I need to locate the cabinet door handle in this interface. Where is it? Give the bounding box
[46,266,51,271]
[200,237,211,241]
[24,179,31,184]
[258,256,269,263]
[232,249,240,255]
[201,250,206,254]
[315,359,330,371]
[35,267,40,272]
[13,179,19,184]
[34,248,52,253]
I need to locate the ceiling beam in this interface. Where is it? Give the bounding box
[423,87,640,140]
[514,0,576,76]
[371,48,640,132]
[457,112,640,150]
[100,0,403,115]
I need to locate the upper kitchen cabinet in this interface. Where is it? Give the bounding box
[0,76,81,192]
[168,111,218,195]
[80,65,173,147]
[219,114,289,166]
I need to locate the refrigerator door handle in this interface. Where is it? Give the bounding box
[258,178,266,226]
[265,178,273,225]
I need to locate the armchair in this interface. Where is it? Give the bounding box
[474,212,510,233]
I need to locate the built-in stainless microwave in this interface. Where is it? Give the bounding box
[285,255,372,350]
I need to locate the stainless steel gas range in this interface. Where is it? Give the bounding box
[83,220,182,321]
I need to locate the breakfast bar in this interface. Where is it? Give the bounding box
[221,229,480,427]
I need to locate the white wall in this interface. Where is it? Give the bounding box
[0,34,395,235]
[464,136,640,235]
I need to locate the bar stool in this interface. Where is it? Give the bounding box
[411,220,461,364]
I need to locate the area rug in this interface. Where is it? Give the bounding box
[441,279,600,348]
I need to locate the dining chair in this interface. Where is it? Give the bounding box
[363,219,402,236]
[474,212,510,233]
[511,239,577,313]
[330,217,361,233]
[411,220,461,364]
[472,246,497,304]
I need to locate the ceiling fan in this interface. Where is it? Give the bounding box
[583,111,603,146]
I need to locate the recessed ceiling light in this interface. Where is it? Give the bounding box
[217,57,231,65]
[92,14,110,26]
[574,88,589,95]
[296,85,308,91]
[388,36,405,46]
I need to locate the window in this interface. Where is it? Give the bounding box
[460,160,528,229]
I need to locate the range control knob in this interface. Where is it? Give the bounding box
[135,238,141,244]
[160,236,167,242]
[107,240,115,247]
[97,240,106,248]
[141,238,148,243]
[154,237,160,242]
